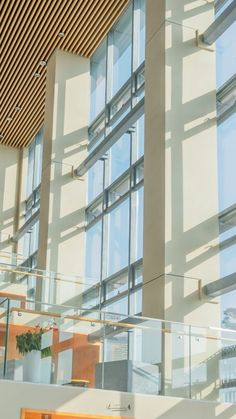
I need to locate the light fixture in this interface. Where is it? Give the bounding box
[6,117,12,122]
[34,72,41,78]
[15,106,21,111]
[58,31,65,38]
[39,60,47,67]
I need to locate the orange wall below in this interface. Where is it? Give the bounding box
[22,410,132,419]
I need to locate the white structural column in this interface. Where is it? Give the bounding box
[0,145,21,255]
[143,0,220,328]
[37,49,90,305]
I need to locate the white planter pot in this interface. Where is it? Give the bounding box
[23,350,41,383]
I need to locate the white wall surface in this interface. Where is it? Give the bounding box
[1,380,236,419]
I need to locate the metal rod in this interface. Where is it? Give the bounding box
[202,0,236,45]
[75,98,144,177]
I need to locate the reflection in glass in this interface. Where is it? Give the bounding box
[132,187,144,261]
[90,39,106,122]
[87,160,104,204]
[136,114,145,161]
[104,295,128,315]
[216,22,236,88]
[133,0,145,70]
[106,198,130,277]
[107,5,132,99]
[106,133,130,186]
[108,175,130,206]
[218,114,236,211]
[26,130,43,198]
[85,221,102,284]
[130,288,142,315]
[106,271,128,300]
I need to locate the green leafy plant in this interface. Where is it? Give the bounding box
[16,329,52,358]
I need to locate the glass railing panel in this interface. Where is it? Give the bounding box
[2,296,236,405]
[190,326,236,402]
[0,261,100,310]
[100,313,163,395]
[163,321,191,399]
[1,300,106,388]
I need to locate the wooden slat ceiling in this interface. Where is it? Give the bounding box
[0,0,129,148]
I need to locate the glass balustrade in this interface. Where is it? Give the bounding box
[0,295,236,404]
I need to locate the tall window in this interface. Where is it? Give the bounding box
[85,115,144,315]
[86,0,145,316]
[216,3,236,330]
[90,39,106,122]
[107,4,132,100]
[19,130,43,267]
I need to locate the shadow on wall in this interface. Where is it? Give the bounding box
[158,0,219,323]
[21,390,236,419]
[0,145,19,253]
[38,50,89,292]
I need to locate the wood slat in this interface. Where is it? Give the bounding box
[0,0,129,147]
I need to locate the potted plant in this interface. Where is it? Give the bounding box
[16,328,51,383]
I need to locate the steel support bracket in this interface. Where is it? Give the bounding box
[195,30,215,51]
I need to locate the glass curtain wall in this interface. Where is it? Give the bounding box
[85,0,145,316]
[216,6,236,327]
[18,130,43,297]
[216,0,236,404]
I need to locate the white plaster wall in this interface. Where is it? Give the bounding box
[143,0,220,328]
[0,145,19,255]
[1,380,236,419]
[38,49,90,304]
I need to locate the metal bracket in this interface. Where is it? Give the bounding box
[71,165,85,181]
[196,30,215,51]
[106,403,131,412]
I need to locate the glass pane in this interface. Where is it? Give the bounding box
[218,113,236,211]
[106,133,131,187]
[85,221,102,284]
[86,199,103,224]
[105,198,130,277]
[133,0,145,70]
[90,39,106,121]
[33,131,43,189]
[132,186,144,262]
[134,264,143,285]
[105,271,128,300]
[87,160,104,204]
[107,5,132,99]
[23,232,31,260]
[26,142,35,198]
[135,161,144,184]
[137,114,144,160]
[167,323,190,398]
[129,318,162,395]
[29,221,39,255]
[88,113,105,150]
[81,285,100,309]
[108,175,130,206]
[104,295,128,315]
[130,288,142,315]
[133,114,144,163]
[109,83,131,121]
[216,22,236,88]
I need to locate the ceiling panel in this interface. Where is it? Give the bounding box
[0,0,129,148]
